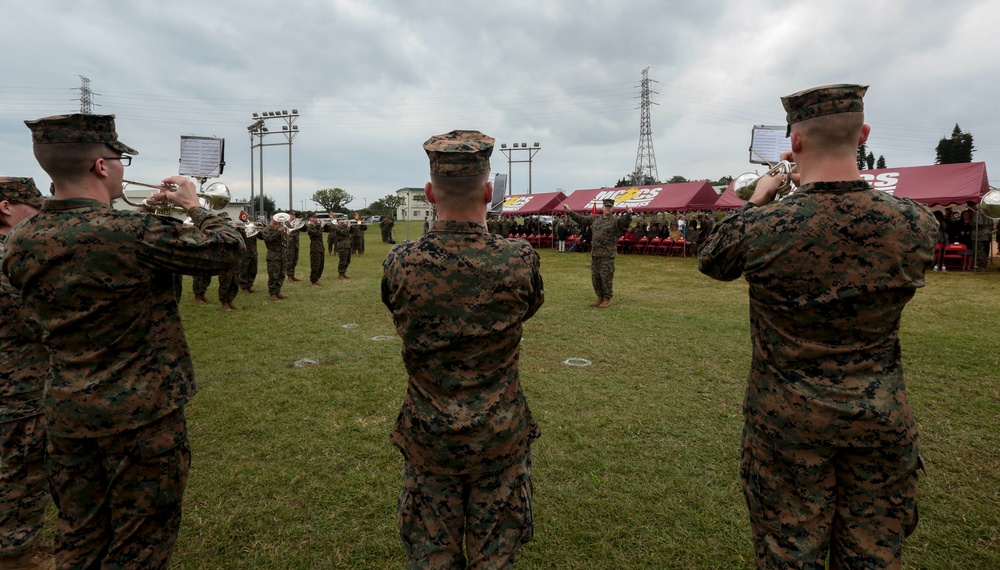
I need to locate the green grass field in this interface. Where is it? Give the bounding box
[168,221,999,569]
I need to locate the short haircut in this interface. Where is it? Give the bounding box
[33,143,109,184]
[429,172,489,205]
[792,111,864,155]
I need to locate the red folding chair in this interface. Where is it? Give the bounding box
[616,237,625,253]
[670,238,686,257]
[657,238,673,256]
[645,237,661,255]
[634,236,648,254]
[942,243,972,271]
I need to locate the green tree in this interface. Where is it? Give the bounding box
[876,155,886,169]
[865,152,875,170]
[248,194,276,218]
[666,175,689,184]
[312,188,354,213]
[369,193,405,218]
[935,124,975,164]
[857,143,868,170]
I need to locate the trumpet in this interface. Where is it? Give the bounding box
[733,161,796,201]
[120,179,231,214]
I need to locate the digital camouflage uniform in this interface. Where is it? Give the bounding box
[305,221,332,284]
[0,236,50,563]
[330,223,352,277]
[564,208,631,302]
[192,273,211,300]
[699,180,938,568]
[351,222,367,255]
[971,207,994,269]
[3,193,244,569]
[284,225,302,280]
[239,225,260,291]
[383,130,544,569]
[216,222,242,307]
[380,217,391,243]
[262,225,287,296]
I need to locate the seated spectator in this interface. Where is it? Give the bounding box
[623,227,637,253]
[669,222,682,241]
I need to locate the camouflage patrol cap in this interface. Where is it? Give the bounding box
[24,113,138,155]
[602,198,615,207]
[0,177,44,208]
[423,130,494,177]
[781,84,868,136]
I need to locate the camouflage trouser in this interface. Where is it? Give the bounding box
[740,428,920,569]
[309,246,325,284]
[591,256,616,299]
[974,240,990,268]
[266,258,285,296]
[217,268,239,304]
[0,414,49,557]
[239,252,257,289]
[285,243,300,279]
[336,247,351,275]
[328,234,336,255]
[48,408,190,570]
[192,274,211,297]
[171,273,183,301]
[399,453,533,570]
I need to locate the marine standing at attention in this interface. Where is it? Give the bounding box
[698,85,938,569]
[562,198,632,307]
[382,129,544,569]
[0,177,53,570]
[3,113,244,569]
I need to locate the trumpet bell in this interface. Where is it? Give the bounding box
[734,160,795,201]
[200,182,231,211]
[981,188,1000,220]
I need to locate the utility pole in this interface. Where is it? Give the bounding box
[633,67,659,185]
[78,76,95,115]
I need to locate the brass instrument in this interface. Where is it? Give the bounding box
[980,188,1000,220]
[120,179,231,214]
[733,161,796,201]
[244,221,264,237]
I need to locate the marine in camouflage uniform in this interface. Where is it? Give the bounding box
[383,130,544,569]
[261,221,288,299]
[563,199,632,307]
[3,114,244,570]
[284,214,303,281]
[0,178,53,570]
[304,214,333,285]
[351,221,367,255]
[379,216,390,243]
[216,213,241,310]
[330,222,353,279]
[238,218,261,293]
[969,201,994,269]
[698,85,938,569]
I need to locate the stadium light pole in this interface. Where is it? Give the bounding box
[253,110,300,211]
[499,142,541,194]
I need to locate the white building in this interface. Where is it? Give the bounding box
[396,187,433,221]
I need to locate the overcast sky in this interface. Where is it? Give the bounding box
[1,0,997,211]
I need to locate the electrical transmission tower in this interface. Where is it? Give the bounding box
[633,67,659,185]
[78,76,95,114]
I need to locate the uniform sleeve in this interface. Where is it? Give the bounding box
[697,204,755,282]
[136,208,245,275]
[523,250,544,321]
[565,210,589,227]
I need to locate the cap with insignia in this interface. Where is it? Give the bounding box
[780,84,868,136]
[602,198,615,207]
[423,130,494,177]
[0,177,43,208]
[24,113,138,155]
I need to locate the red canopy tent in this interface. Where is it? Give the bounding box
[560,181,721,214]
[499,191,567,216]
[859,162,989,206]
[712,186,745,210]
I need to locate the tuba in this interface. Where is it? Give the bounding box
[980,188,1000,220]
[120,179,231,215]
[733,161,796,201]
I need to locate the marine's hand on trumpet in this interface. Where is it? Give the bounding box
[149,176,200,211]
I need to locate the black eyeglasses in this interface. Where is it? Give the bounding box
[89,156,131,172]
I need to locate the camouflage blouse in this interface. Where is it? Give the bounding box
[383,220,544,474]
[2,198,244,437]
[698,180,938,447]
[0,238,48,423]
[564,210,632,258]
